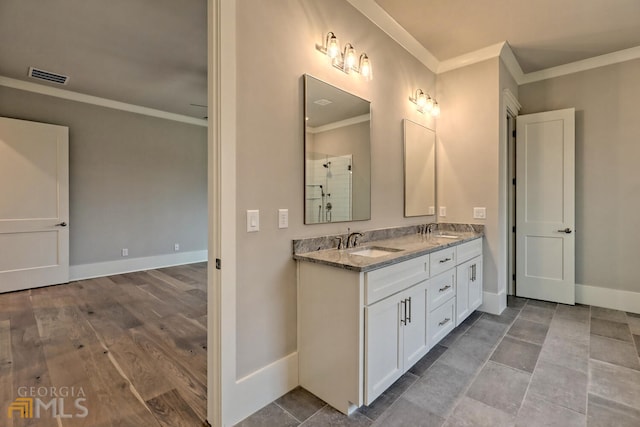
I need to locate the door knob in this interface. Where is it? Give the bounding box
[56,222,67,227]
[557,228,572,233]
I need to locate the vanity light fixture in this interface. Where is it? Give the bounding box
[410,89,440,116]
[316,32,372,80]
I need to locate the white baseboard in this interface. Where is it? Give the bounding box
[576,284,640,315]
[227,352,299,426]
[479,290,507,315]
[69,250,208,281]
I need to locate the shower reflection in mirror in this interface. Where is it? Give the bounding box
[304,75,371,224]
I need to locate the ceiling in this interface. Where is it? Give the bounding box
[374,0,640,73]
[0,0,207,119]
[1,1,639,119]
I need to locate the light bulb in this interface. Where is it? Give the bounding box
[327,33,340,59]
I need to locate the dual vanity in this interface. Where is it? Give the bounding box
[293,224,484,415]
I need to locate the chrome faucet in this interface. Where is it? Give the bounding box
[420,223,437,236]
[346,231,364,248]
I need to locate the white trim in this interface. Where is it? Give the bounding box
[520,45,640,84]
[346,0,438,73]
[503,88,521,115]
[0,75,208,127]
[499,44,525,85]
[438,42,505,74]
[307,114,370,134]
[228,353,299,426]
[69,250,208,281]
[479,290,507,315]
[576,284,640,315]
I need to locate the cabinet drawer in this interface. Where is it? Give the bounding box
[365,255,429,305]
[429,247,456,277]
[428,269,456,311]
[456,238,482,264]
[428,298,455,346]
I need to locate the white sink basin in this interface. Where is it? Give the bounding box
[349,246,403,258]
[436,234,460,239]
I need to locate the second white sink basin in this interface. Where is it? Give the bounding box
[437,234,460,239]
[349,246,403,258]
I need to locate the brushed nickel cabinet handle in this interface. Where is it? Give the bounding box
[438,317,450,326]
[400,299,406,325]
[407,297,412,323]
[439,285,451,292]
[439,257,451,263]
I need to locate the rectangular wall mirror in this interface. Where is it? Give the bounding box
[404,119,436,217]
[304,75,371,224]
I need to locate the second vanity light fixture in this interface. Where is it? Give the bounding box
[316,32,372,80]
[410,89,440,117]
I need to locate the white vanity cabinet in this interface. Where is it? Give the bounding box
[365,280,428,404]
[454,239,483,326]
[297,236,483,415]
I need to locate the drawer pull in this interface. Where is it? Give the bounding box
[406,297,412,323]
[400,299,407,325]
[438,285,451,293]
[438,317,451,326]
[439,257,452,263]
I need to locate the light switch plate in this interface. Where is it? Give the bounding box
[439,206,447,217]
[473,207,486,219]
[428,206,435,215]
[278,209,288,229]
[247,210,260,232]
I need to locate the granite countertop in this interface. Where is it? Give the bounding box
[293,230,483,272]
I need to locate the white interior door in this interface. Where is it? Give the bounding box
[0,117,69,293]
[516,108,575,304]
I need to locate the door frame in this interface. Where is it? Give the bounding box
[500,89,521,302]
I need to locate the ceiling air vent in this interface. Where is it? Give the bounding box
[28,67,69,85]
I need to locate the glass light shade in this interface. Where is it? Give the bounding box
[344,44,357,70]
[416,90,427,108]
[424,96,435,112]
[327,34,340,59]
[431,102,440,117]
[359,54,371,78]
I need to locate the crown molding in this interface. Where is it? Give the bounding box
[346,0,439,73]
[0,75,208,127]
[437,42,505,74]
[518,45,640,84]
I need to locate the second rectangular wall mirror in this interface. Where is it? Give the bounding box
[404,119,435,217]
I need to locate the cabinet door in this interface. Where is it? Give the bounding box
[456,260,471,326]
[402,282,429,368]
[365,294,403,405]
[469,256,483,311]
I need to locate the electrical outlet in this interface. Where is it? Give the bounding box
[174,243,180,251]
[121,248,128,257]
[473,207,487,219]
[439,206,447,217]
[428,206,435,215]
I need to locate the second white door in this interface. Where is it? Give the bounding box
[515,108,575,304]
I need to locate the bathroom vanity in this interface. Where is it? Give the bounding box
[294,227,483,415]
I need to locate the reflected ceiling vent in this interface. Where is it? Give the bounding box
[28,67,69,85]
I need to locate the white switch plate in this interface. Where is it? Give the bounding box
[174,243,180,251]
[473,207,486,219]
[439,206,447,217]
[278,209,288,229]
[428,206,435,215]
[121,248,128,257]
[247,210,260,232]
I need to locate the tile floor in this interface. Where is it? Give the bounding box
[236,297,640,426]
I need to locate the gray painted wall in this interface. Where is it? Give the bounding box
[519,59,640,294]
[236,0,437,377]
[0,86,207,266]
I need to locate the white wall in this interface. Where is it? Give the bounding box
[436,58,501,297]
[519,59,640,297]
[235,0,436,378]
